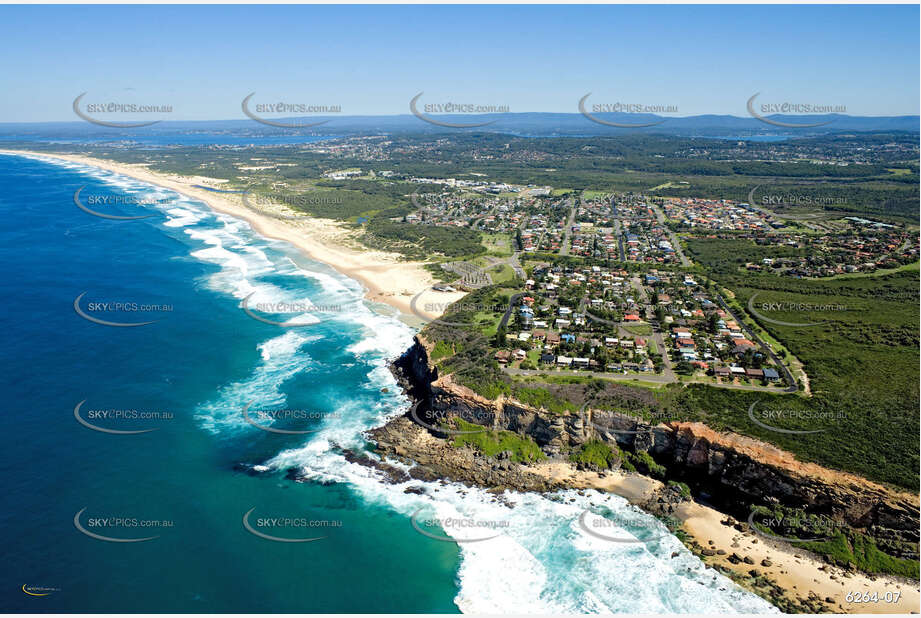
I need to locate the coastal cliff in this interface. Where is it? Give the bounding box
[387,336,919,563]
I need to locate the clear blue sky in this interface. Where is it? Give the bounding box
[1,4,918,122]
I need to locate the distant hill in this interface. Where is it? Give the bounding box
[0,113,917,140]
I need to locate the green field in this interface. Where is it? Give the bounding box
[481,233,513,257]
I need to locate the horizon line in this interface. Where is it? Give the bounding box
[1,111,920,126]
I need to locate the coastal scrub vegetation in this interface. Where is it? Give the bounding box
[750,506,919,579]
[363,219,485,259]
[428,268,919,490]
[625,450,667,479]
[569,440,619,470]
[677,266,920,489]
[448,418,545,463]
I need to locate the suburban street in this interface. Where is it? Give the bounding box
[559,198,576,256]
[714,293,798,394]
[504,367,788,392]
[499,280,784,393]
[629,276,675,380]
[649,201,691,266]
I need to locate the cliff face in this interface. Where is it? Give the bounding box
[392,337,919,553]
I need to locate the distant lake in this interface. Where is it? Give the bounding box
[700,135,792,142]
[0,132,335,147]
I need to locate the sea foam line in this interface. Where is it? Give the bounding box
[9,152,777,614]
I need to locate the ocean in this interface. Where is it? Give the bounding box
[0,152,778,614]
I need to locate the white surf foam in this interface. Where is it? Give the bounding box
[195,331,322,433]
[18,154,778,613]
[269,422,777,614]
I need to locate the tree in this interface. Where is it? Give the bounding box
[708,313,720,333]
[494,324,507,347]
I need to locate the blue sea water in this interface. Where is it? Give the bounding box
[0,130,335,148]
[0,152,778,614]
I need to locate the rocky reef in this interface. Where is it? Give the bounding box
[388,336,920,563]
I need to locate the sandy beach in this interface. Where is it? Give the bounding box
[375,402,919,615]
[678,501,920,614]
[7,148,919,614]
[532,460,920,614]
[0,149,466,324]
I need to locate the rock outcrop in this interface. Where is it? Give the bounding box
[390,336,920,557]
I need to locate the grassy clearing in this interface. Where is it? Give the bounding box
[430,340,454,362]
[481,233,513,257]
[622,324,654,336]
[486,263,517,284]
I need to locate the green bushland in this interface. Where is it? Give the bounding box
[684,236,917,278]
[246,186,397,220]
[681,241,919,488]
[429,340,454,362]
[363,219,485,259]
[679,269,918,489]
[668,480,692,499]
[570,440,619,469]
[448,418,545,463]
[750,506,919,579]
[626,450,667,479]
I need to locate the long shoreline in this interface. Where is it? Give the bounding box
[0,149,467,326]
[6,147,919,614]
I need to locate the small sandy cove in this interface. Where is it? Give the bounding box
[535,461,919,614]
[0,149,466,323]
